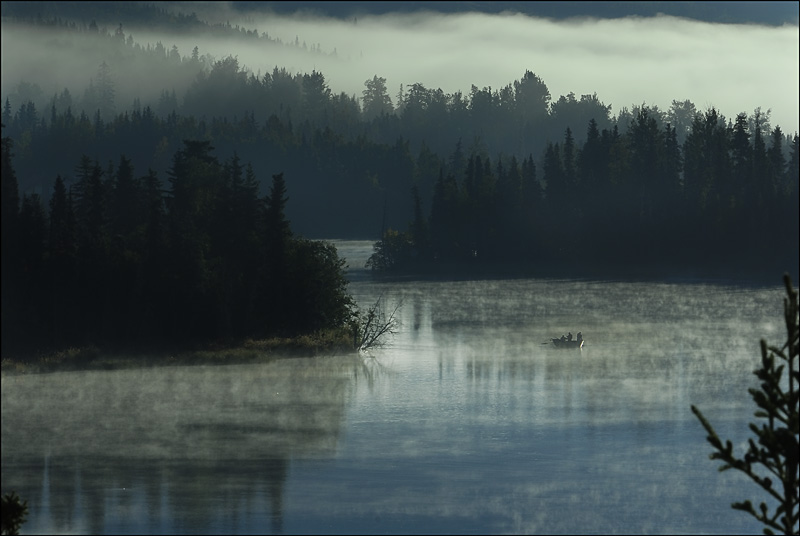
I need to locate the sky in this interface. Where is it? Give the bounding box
[1,2,798,134]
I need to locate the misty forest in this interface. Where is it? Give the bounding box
[1,2,798,357]
[3,3,800,536]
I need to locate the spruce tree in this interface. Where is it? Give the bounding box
[48,175,77,347]
[692,274,799,535]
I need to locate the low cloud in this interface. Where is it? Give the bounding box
[241,10,798,131]
[2,9,798,133]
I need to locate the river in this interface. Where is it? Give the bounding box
[1,240,788,534]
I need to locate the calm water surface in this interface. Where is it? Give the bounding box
[1,240,787,534]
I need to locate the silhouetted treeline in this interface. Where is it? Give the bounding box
[8,54,795,241]
[3,4,796,166]
[1,134,355,355]
[2,9,797,282]
[4,78,798,281]
[371,108,799,279]
[1,97,420,237]
[1,12,619,205]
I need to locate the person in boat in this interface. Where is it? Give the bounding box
[560,335,566,343]
[577,332,583,344]
[567,332,573,342]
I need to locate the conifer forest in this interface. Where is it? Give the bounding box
[2,2,798,355]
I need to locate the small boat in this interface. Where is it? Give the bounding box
[550,338,584,349]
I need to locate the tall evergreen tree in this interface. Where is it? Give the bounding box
[562,127,577,192]
[95,61,116,120]
[752,109,770,211]
[362,75,393,120]
[17,193,48,344]
[265,172,292,252]
[48,175,75,261]
[1,133,20,247]
[260,171,293,332]
[494,155,522,257]
[628,108,662,235]
[730,112,752,210]
[429,168,461,260]
[301,70,331,124]
[541,141,567,255]
[1,133,21,352]
[786,134,800,260]
[164,140,223,339]
[48,175,77,347]
[788,133,799,205]
[109,155,141,241]
[73,157,108,258]
[578,119,603,199]
[139,168,168,339]
[768,126,786,200]
[519,153,542,258]
[514,70,550,127]
[409,184,430,260]
[659,122,683,245]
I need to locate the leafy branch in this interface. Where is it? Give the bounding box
[1,491,28,536]
[691,274,799,535]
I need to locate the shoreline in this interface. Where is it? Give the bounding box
[1,332,358,376]
[362,258,797,288]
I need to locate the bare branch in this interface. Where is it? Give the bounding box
[352,294,401,352]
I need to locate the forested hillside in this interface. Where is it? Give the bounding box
[1,3,798,358]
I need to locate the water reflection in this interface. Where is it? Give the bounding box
[2,357,360,534]
[331,263,781,533]
[2,244,789,534]
[12,453,291,535]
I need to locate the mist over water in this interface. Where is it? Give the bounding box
[2,357,355,461]
[2,357,359,534]
[1,241,788,534]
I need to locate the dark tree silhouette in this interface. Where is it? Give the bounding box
[692,274,798,535]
